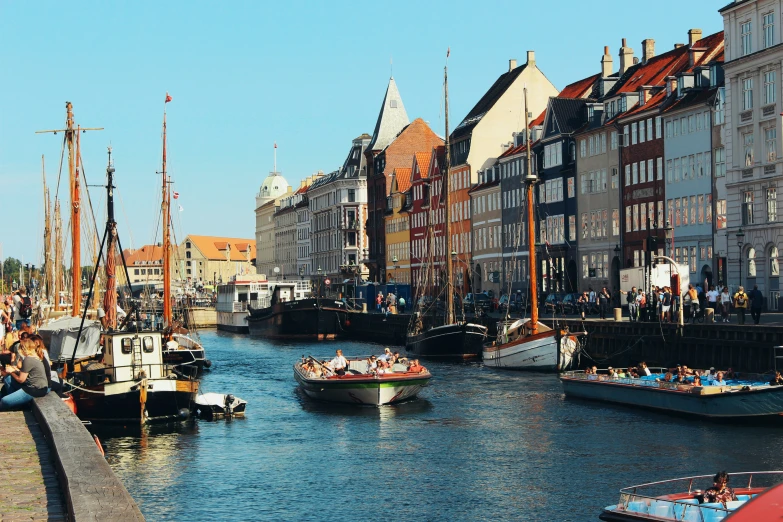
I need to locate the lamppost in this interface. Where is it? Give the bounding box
[391,255,400,296]
[736,227,745,290]
[316,265,323,300]
[663,221,673,257]
[613,244,621,306]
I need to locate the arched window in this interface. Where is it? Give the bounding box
[771,246,780,276]
[748,247,757,277]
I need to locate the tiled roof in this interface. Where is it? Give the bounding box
[125,244,163,265]
[294,184,309,195]
[661,87,716,114]
[606,32,724,97]
[468,177,500,194]
[186,235,255,261]
[543,98,588,138]
[368,77,410,151]
[621,90,667,118]
[452,64,529,139]
[530,109,546,127]
[559,73,601,99]
[414,152,432,180]
[392,167,412,193]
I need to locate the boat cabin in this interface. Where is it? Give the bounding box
[101,331,166,382]
[217,275,272,313]
[269,280,310,304]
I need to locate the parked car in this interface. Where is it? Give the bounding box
[464,293,492,313]
[498,293,527,313]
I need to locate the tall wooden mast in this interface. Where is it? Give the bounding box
[443,57,454,325]
[41,155,52,301]
[524,86,539,333]
[162,104,172,326]
[53,200,62,310]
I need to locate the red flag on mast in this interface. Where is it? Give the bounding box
[165,92,172,103]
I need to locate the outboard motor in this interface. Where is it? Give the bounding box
[224,394,235,417]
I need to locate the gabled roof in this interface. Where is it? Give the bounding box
[125,245,163,265]
[368,78,410,152]
[427,145,446,179]
[452,64,529,140]
[542,98,588,139]
[560,73,601,99]
[413,152,432,181]
[186,235,255,261]
[468,177,500,195]
[391,167,412,193]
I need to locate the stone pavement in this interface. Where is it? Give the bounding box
[0,410,66,521]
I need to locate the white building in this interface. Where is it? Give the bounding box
[720,0,783,308]
[309,134,371,282]
[254,170,292,278]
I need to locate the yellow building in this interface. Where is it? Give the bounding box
[385,167,412,287]
[175,235,255,286]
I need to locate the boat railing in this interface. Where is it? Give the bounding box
[614,471,783,519]
[563,368,774,390]
[73,362,197,385]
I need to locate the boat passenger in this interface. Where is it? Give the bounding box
[378,348,392,362]
[627,367,639,378]
[770,371,783,386]
[639,362,651,376]
[408,359,426,374]
[376,365,387,376]
[328,350,348,376]
[712,372,726,385]
[703,471,737,505]
[608,367,618,378]
[591,366,598,375]
[693,375,702,386]
[367,356,378,372]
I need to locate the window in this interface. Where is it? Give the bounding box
[581,213,588,239]
[625,165,630,186]
[639,120,646,143]
[569,215,576,241]
[658,200,664,228]
[640,202,647,230]
[713,147,725,177]
[674,158,681,182]
[691,247,697,273]
[623,125,629,145]
[765,71,776,105]
[600,133,606,153]
[568,177,575,198]
[625,206,631,234]
[631,122,638,145]
[544,143,562,168]
[656,157,663,181]
[698,194,705,224]
[589,136,595,156]
[688,115,695,133]
[748,247,757,277]
[655,117,662,138]
[741,21,752,56]
[715,87,725,125]
[580,140,586,158]
[611,168,618,189]
[743,77,753,110]
[681,197,688,226]
[666,121,673,138]
[772,246,780,276]
[632,163,638,184]
[668,199,674,225]
[610,131,617,150]
[717,199,727,229]
[633,204,639,231]
[767,128,777,161]
[689,155,696,179]
[647,119,653,141]
[768,187,777,222]
[706,194,712,224]
[740,132,754,168]
[667,159,673,183]
[582,255,589,278]
[764,13,774,49]
[639,161,646,184]
[675,198,681,226]
[744,190,755,225]
[348,189,356,202]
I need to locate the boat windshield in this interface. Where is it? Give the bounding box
[610,471,783,518]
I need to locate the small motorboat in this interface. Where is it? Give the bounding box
[600,471,783,521]
[193,393,247,420]
[560,368,783,420]
[293,356,431,406]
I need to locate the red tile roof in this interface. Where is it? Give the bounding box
[413,152,432,180]
[559,73,601,99]
[393,167,412,193]
[621,90,667,118]
[125,245,164,266]
[294,184,309,195]
[186,235,255,261]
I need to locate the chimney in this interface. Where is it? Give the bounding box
[642,39,655,64]
[666,76,678,97]
[690,47,706,67]
[526,50,536,67]
[601,46,613,77]
[688,28,703,47]
[619,38,634,75]
[509,59,517,72]
[674,43,685,49]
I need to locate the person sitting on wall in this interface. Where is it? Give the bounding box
[0,339,49,409]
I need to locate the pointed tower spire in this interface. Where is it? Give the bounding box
[367,77,410,152]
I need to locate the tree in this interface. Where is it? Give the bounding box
[2,257,21,292]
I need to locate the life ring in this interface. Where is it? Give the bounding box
[62,395,77,414]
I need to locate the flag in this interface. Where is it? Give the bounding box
[446,47,450,58]
[173,192,179,199]
[165,92,172,103]
[178,205,184,212]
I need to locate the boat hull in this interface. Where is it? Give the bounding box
[248,299,347,340]
[294,368,429,406]
[70,378,199,424]
[483,330,561,371]
[406,323,487,362]
[216,311,249,334]
[560,376,783,418]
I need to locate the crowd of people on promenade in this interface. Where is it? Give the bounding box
[375,292,406,317]
[302,348,427,378]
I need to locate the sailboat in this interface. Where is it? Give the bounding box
[482,88,580,371]
[65,149,199,424]
[405,53,488,362]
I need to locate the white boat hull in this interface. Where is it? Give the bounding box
[483,332,577,371]
[217,311,249,333]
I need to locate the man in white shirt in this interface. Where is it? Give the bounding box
[329,349,348,375]
[705,285,719,309]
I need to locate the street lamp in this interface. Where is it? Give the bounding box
[664,221,673,256]
[736,227,745,289]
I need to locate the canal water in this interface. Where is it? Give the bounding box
[96,331,783,521]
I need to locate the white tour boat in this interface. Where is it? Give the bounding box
[216,275,272,333]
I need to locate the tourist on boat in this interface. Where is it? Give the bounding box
[703,472,737,505]
[367,355,378,372]
[378,347,393,362]
[608,367,618,378]
[620,287,639,322]
[770,371,783,386]
[720,287,732,322]
[328,350,348,376]
[0,339,49,410]
[408,359,426,373]
[692,375,702,386]
[639,362,651,377]
[626,367,639,378]
[712,372,727,385]
[733,286,749,325]
[749,284,764,325]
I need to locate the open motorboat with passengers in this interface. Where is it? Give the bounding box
[560,367,783,420]
[600,471,783,521]
[293,356,431,406]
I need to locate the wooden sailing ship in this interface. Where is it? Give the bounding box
[405,52,488,362]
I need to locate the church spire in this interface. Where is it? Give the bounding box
[367,77,409,152]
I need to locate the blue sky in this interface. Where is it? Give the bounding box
[0,1,724,265]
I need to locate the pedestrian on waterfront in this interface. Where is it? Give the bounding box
[733,286,749,325]
[749,284,764,325]
[686,284,700,318]
[661,287,672,322]
[12,286,33,330]
[598,287,611,320]
[588,287,596,308]
[380,294,387,316]
[0,339,49,410]
[398,296,406,314]
[577,292,588,320]
[620,287,639,322]
[720,287,732,322]
[376,293,382,313]
[706,285,720,312]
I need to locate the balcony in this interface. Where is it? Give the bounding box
[762,104,776,118]
[340,219,359,230]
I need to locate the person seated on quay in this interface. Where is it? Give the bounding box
[704,471,737,505]
[328,349,348,376]
[770,371,783,386]
[408,359,427,374]
[0,339,49,410]
[30,334,62,395]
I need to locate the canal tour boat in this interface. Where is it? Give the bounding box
[560,369,783,419]
[293,357,431,406]
[600,471,783,521]
[216,275,271,333]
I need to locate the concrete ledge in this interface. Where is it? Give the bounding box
[32,394,146,522]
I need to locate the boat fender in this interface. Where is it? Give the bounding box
[345,319,351,327]
[204,359,212,369]
[177,408,190,420]
[93,434,105,457]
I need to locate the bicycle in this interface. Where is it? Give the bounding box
[686,304,704,324]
